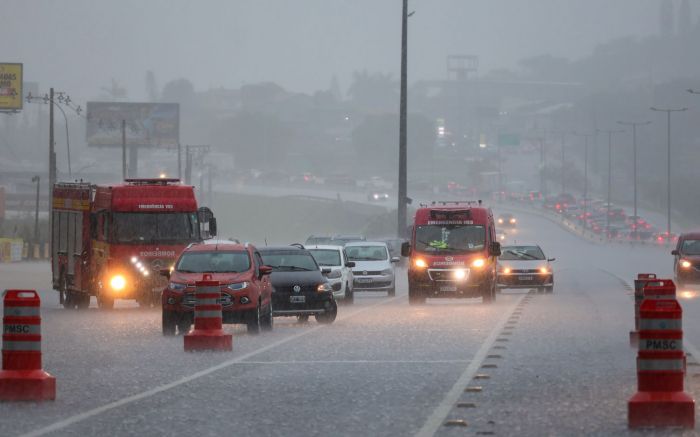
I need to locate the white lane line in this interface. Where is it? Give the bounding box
[239,359,471,365]
[415,294,526,437]
[19,295,403,437]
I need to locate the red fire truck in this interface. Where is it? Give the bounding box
[51,179,216,309]
[401,200,501,305]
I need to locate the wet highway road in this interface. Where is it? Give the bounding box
[1,209,698,436]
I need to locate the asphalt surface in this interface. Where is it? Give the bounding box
[2,209,700,436]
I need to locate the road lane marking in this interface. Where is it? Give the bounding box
[239,359,472,365]
[415,294,526,437]
[19,294,404,437]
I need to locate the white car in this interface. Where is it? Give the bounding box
[345,242,399,296]
[307,245,356,304]
[497,244,555,293]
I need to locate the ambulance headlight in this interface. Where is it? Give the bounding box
[110,275,126,291]
[471,258,485,268]
[453,269,467,280]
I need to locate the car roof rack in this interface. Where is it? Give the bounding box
[289,243,305,249]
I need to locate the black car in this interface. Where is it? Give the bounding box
[259,246,337,324]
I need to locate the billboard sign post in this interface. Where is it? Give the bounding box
[0,63,23,112]
[86,102,179,148]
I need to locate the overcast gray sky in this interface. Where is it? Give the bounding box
[2,0,685,100]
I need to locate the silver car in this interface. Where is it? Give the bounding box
[345,242,399,296]
[307,245,356,304]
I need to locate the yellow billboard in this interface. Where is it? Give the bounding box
[0,63,22,111]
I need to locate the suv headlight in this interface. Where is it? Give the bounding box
[317,283,332,292]
[381,268,393,276]
[169,282,186,291]
[327,269,342,279]
[226,282,249,291]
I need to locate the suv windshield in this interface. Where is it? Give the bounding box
[415,225,485,253]
[681,239,700,255]
[500,246,545,261]
[113,212,199,243]
[176,251,250,273]
[260,250,319,271]
[308,249,341,266]
[346,246,388,261]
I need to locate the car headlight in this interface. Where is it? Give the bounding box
[471,258,485,268]
[327,269,342,279]
[168,282,187,291]
[414,258,428,268]
[226,282,249,291]
[539,267,549,274]
[681,260,692,269]
[509,218,516,224]
[110,275,126,291]
[317,283,332,292]
[498,218,504,224]
[500,267,511,274]
[381,268,393,276]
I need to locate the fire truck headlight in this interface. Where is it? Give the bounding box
[130,256,138,264]
[471,258,485,268]
[414,258,428,269]
[143,270,150,277]
[681,260,692,269]
[110,275,126,291]
[453,269,467,280]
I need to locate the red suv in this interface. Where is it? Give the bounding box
[161,241,273,335]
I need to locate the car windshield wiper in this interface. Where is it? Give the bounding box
[274,265,313,271]
[177,269,197,273]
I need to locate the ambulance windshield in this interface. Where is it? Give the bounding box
[415,225,485,253]
[113,212,199,243]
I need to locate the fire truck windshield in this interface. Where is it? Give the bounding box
[113,212,199,243]
[415,225,485,253]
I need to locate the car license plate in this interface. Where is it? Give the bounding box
[357,278,373,283]
[520,276,533,281]
[290,296,306,303]
[440,285,457,292]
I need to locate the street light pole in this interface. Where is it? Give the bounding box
[31,175,40,253]
[573,132,595,232]
[617,120,651,240]
[397,0,408,238]
[597,129,624,239]
[650,107,687,238]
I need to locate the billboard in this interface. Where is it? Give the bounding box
[86,102,179,148]
[0,63,23,111]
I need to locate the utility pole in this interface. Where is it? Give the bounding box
[31,175,40,254]
[617,120,651,240]
[650,106,687,239]
[597,128,624,239]
[397,0,408,238]
[121,120,127,180]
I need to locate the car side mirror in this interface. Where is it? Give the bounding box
[671,250,679,256]
[401,241,411,257]
[209,217,217,237]
[160,269,171,279]
[548,258,556,262]
[391,257,400,263]
[345,261,356,268]
[259,265,273,276]
[321,268,332,275]
[491,242,501,257]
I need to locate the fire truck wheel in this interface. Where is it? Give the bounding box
[76,294,90,310]
[62,292,76,310]
[162,310,176,336]
[97,294,114,310]
[482,281,495,304]
[260,303,274,331]
[408,286,425,305]
[246,302,262,334]
[297,315,310,323]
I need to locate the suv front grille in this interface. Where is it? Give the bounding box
[182,291,233,307]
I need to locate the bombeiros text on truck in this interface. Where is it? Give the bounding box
[401,200,501,305]
[51,178,216,309]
